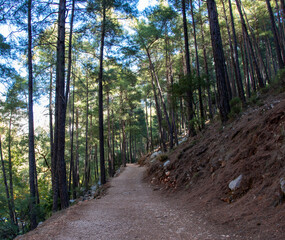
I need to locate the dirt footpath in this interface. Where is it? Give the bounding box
[18,164,242,240]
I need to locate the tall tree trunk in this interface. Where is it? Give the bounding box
[240,37,251,98]
[149,100,153,151]
[148,67,166,152]
[129,129,132,163]
[65,0,75,107]
[28,0,37,228]
[7,116,17,229]
[207,0,230,122]
[50,66,58,212]
[190,0,205,127]
[107,91,113,177]
[121,119,126,167]
[275,0,285,57]
[146,49,173,149]
[266,35,278,75]
[67,0,75,195]
[182,0,195,136]
[84,77,89,190]
[73,107,79,199]
[98,0,106,185]
[0,136,15,228]
[69,81,75,196]
[198,7,214,120]
[235,0,265,88]
[34,160,40,205]
[145,99,149,152]
[226,0,246,104]
[111,108,115,173]
[54,0,69,209]
[266,0,285,69]
[95,144,99,182]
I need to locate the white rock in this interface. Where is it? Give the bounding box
[163,160,171,168]
[178,137,187,145]
[229,174,243,191]
[280,178,285,194]
[150,151,162,160]
[69,199,76,203]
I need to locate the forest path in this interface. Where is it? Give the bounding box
[19,164,241,240]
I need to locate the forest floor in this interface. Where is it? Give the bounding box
[17,164,243,240]
[140,90,285,240]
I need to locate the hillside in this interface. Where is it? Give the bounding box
[140,91,285,239]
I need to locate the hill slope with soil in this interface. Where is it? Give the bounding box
[141,92,285,239]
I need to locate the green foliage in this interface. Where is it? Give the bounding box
[157,154,168,162]
[228,97,242,119]
[0,220,18,240]
[248,93,260,106]
[271,68,285,92]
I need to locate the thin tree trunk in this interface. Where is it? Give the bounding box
[28,0,37,228]
[34,160,40,205]
[190,0,205,127]
[111,108,115,174]
[226,0,246,103]
[69,80,75,197]
[0,136,15,228]
[73,107,79,199]
[84,77,89,190]
[240,38,251,98]
[7,116,16,228]
[107,91,113,177]
[266,0,285,69]
[65,0,75,107]
[149,101,153,151]
[98,0,106,185]
[95,144,99,182]
[266,35,278,75]
[50,65,58,211]
[149,67,166,152]
[235,0,265,88]
[121,120,126,167]
[145,99,149,152]
[182,0,195,136]
[146,49,173,149]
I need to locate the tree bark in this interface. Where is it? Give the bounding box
[69,80,75,197]
[190,0,205,127]
[54,0,69,209]
[235,0,265,88]
[121,119,126,167]
[65,0,75,107]
[145,99,149,152]
[146,49,173,149]
[98,0,106,185]
[73,107,79,199]
[148,66,166,152]
[84,77,89,190]
[182,0,196,136]
[28,0,37,228]
[266,0,285,69]
[107,91,113,177]
[226,0,246,103]
[0,136,16,228]
[207,0,230,122]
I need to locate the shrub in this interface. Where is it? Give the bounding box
[157,154,168,162]
[229,97,242,118]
